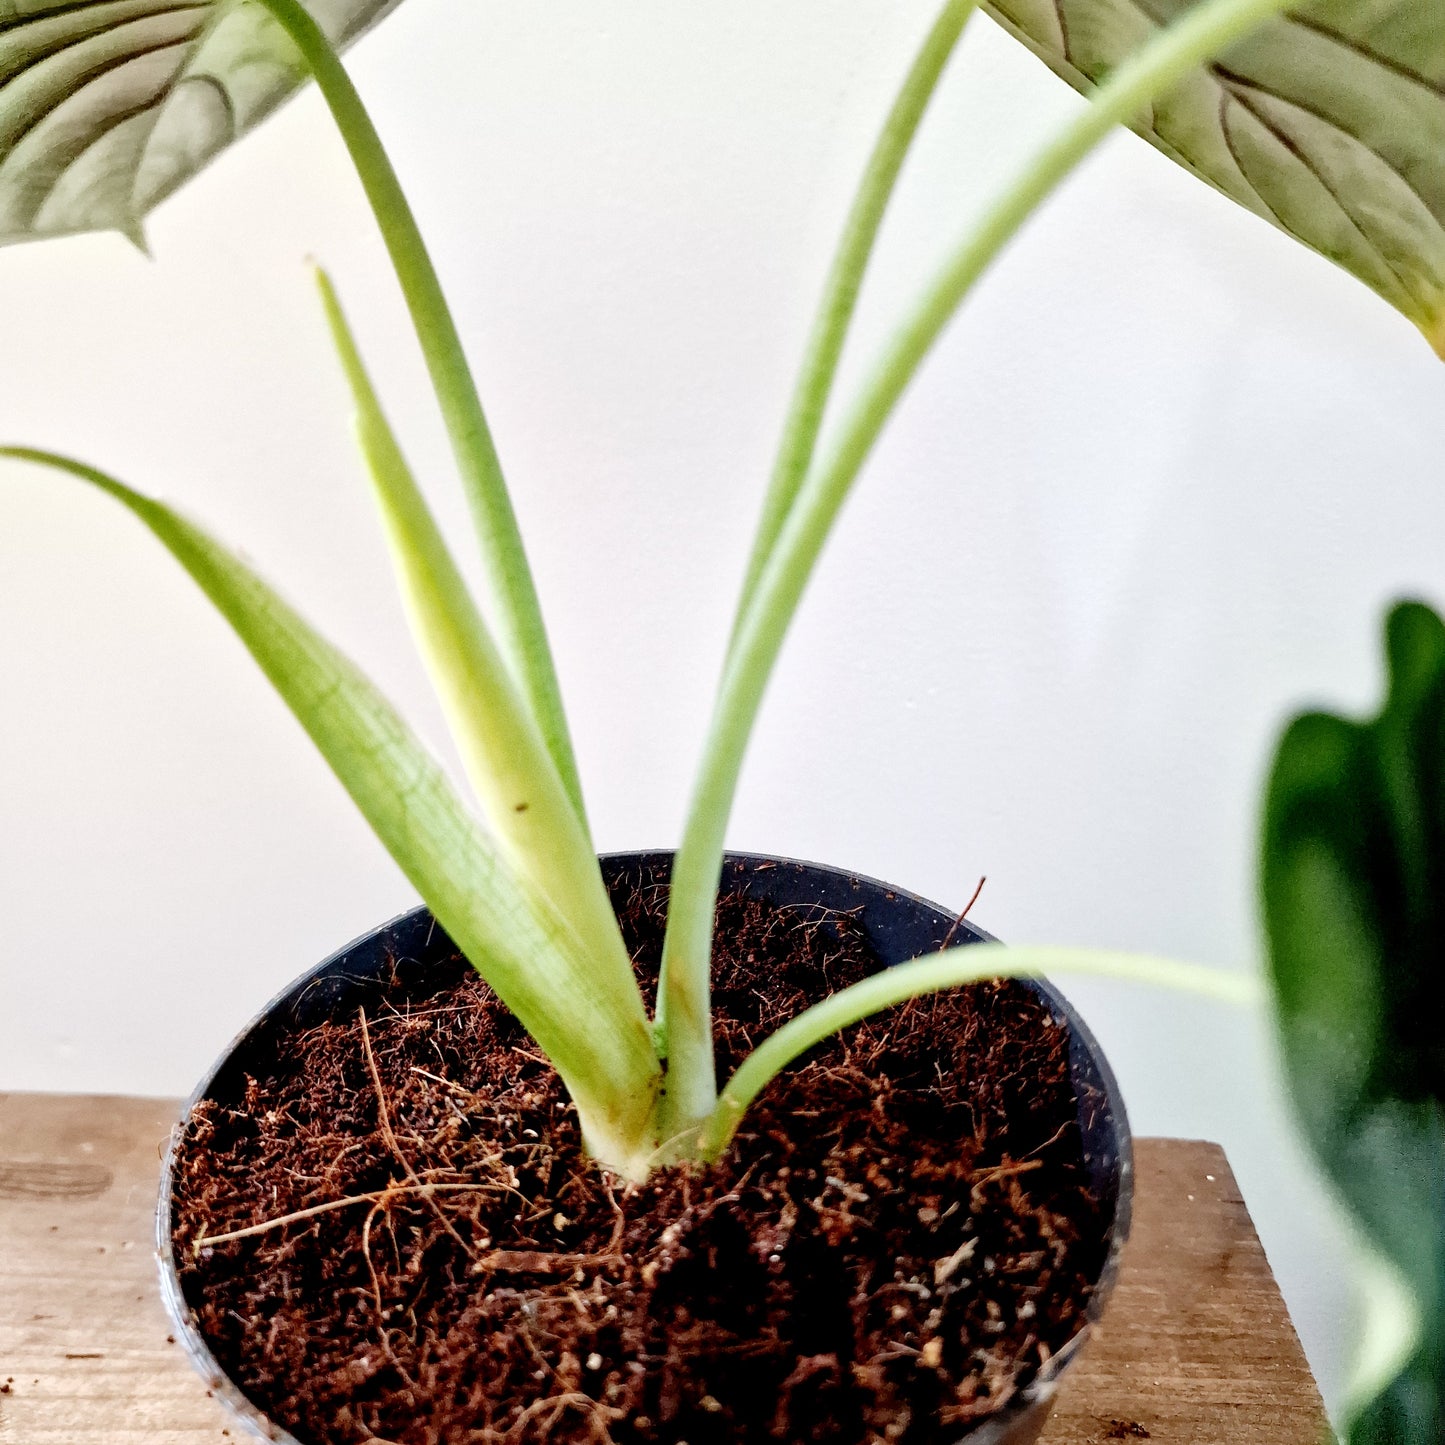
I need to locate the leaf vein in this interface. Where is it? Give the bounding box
[1285,12,1445,102]
[1214,82,1293,231]
[0,32,193,171]
[0,4,206,91]
[1220,66,1443,306]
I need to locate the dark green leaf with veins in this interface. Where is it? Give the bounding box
[0,0,397,246]
[984,0,1445,353]
[1262,600,1445,1442]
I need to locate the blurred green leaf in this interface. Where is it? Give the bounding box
[0,0,399,246]
[1263,600,1445,1442]
[985,0,1445,352]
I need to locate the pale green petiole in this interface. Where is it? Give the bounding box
[659,0,1299,1145]
[0,445,661,1177]
[727,0,977,646]
[312,267,637,1013]
[700,945,1261,1160]
[251,0,587,828]
[654,0,977,1142]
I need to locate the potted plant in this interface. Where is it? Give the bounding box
[1,0,1440,1440]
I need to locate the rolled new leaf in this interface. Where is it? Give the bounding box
[312,266,633,1010]
[985,0,1445,353]
[0,446,662,1179]
[1262,599,1445,1442]
[0,0,401,246]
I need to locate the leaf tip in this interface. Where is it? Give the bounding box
[1417,308,1445,363]
[119,221,151,258]
[309,257,340,310]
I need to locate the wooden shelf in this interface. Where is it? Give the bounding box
[0,1093,1330,1443]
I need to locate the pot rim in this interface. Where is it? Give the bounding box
[157,849,1133,1445]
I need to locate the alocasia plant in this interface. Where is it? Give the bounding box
[3,0,1443,1435]
[0,0,1280,1169]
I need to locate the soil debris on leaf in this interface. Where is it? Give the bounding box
[172,880,1108,1444]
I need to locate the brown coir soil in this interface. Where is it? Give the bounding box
[171,886,1107,1445]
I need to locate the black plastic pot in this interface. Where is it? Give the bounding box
[158,851,1132,1445]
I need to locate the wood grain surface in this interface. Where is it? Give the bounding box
[0,1093,1331,1444]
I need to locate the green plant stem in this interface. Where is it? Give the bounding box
[727,0,976,647]
[653,0,975,1142]
[657,0,1297,1149]
[701,944,1260,1159]
[252,0,587,830]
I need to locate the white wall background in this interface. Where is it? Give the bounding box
[4,0,1440,1419]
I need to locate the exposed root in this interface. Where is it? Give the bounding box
[360,1006,477,1260]
[193,1183,498,1250]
